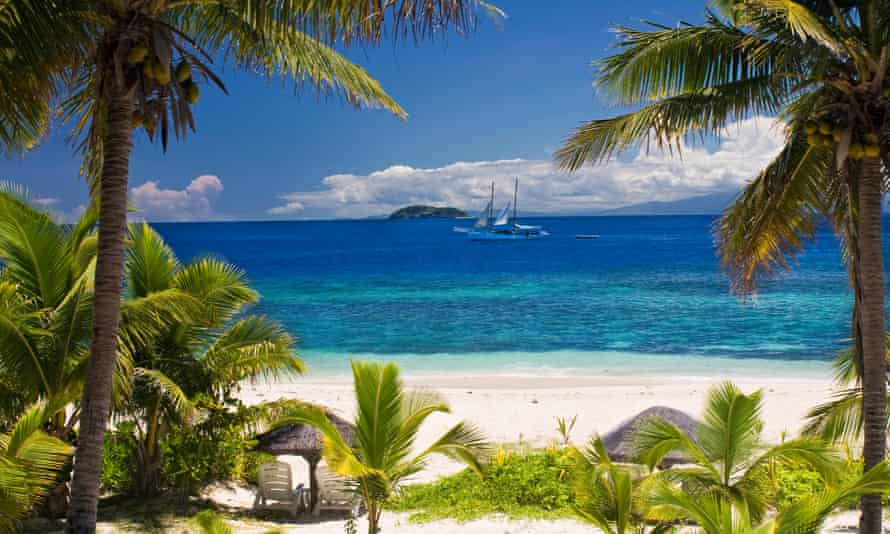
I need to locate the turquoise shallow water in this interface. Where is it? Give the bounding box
[152,215,881,377]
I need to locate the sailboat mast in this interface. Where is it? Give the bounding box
[512,177,518,226]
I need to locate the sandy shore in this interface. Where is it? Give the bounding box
[176,371,868,533]
[241,372,836,456]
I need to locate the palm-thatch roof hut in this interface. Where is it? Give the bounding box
[254,407,356,509]
[601,406,700,467]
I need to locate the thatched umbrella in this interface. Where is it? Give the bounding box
[254,408,356,509]
[601,406,700,467]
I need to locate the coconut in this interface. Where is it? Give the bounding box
[175,61,192,83]
[153,61,171,85]
[864,133,879,144]
[185,82,200,104]
[818,122,832,135]
[128,44,149,64]
[142,59,156,80]
[807,134,820,146]
[864,144,881,158]
[803,123,817,135]
[849,143,865,159]
[832,130,842,142]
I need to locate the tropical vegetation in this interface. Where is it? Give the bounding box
[557,1,890,529]
[0,2,494,530]
[0,189,301,521]
[0,400,73,533]
[393,443,577,522]
[117,223,301,495]
[271,360,491,534]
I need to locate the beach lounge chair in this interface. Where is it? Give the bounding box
[312,463,362,517]
[253,461,309,518]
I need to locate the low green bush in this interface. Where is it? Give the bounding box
[101,423,139,494]
[769,457,887,510]
[392,445,576,522]
[159,424,246,495]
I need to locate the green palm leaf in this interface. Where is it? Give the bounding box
[716,133,832,294]
[0,400,72,533]
[173,258,257,324]
[200,315,302,387]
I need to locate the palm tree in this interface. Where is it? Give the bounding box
[0,399,73,533]
[646,461,890,534]
[556,3,889,530]
[0,186,96,433]
[633,382,840,524]
[0,2,492,530]
[0,187,184,434]
[271,360,490,534]
[119,223,302,494]
[572,435,651,534]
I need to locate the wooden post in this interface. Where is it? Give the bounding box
[308,455,320,513]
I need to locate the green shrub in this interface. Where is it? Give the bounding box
[392,445,576,522]
[771,457,878,510]
[159,425,245,495]
[101,423,139,494]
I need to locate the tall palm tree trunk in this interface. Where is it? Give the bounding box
[67,71,133,532]
[858,155,887,534]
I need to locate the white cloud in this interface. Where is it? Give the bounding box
[32,197,61,207]
[268,117,785,218]
[131,174,224,221]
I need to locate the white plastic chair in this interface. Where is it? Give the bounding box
[312,463,362,517]
[253,461,309,518]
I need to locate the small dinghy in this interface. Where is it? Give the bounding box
[575,234,599,240]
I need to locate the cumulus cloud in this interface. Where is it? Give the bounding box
[32,197,61,207]
[131,174,224,221]
[268,117,785,218]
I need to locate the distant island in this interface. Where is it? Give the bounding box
[388,205,469,219]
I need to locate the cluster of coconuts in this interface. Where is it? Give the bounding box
[803,120,881,159]
[127,42,200,103]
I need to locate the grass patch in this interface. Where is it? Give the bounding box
[392,445,577,523]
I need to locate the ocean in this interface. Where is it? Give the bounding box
[153,215,868,379]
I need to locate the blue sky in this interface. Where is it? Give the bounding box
[0,1,781,221]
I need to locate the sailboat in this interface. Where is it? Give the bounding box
[454,179,547,240]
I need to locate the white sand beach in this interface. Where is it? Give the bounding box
[182,371,876,533]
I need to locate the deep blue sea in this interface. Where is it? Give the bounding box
[153,215,876,378]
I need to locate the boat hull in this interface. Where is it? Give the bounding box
[468,230,545,240]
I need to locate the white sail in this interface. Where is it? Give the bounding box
[494,202,511,226]
[474,200,492,228]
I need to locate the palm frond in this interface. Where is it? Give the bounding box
[134,368,196,421]
[126,223,180,298]
[556,76,788,170]
[412,420,490,477]
[632,417,715,476]
[200,316,303,387]
[716,132,832,294]
[352,360,404,469]
[802,387,866,443]
[697,382,763,483]
[0,187,74,307]
[0,401,72,531]
[225,0,482,46]
[178,5,406,117]
[597,13,784,105]
[172,257,257,324]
